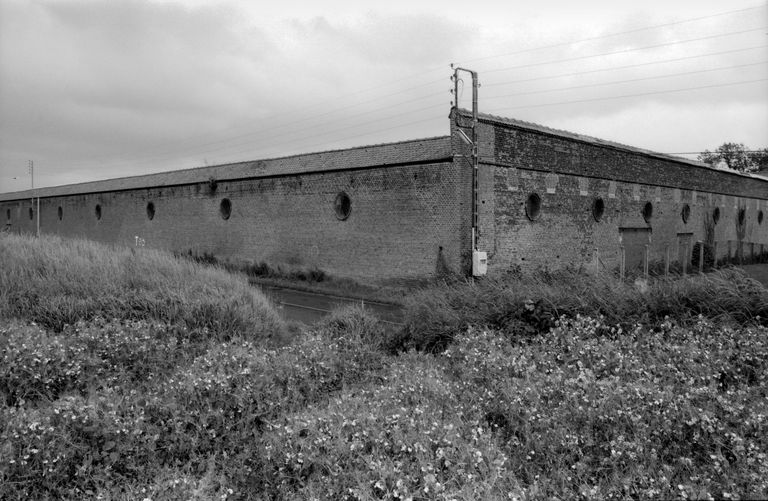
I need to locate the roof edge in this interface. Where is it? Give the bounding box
[453,108,768,184]
[0,135,452,201]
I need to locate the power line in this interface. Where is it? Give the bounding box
[490,77,768,112]
[481,45,768,87]
[668,150,767,154]
[455,4,767,66]
[483,61,768,100]
[484,26,767,74]
[41,5,768,174]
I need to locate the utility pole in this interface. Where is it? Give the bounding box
[29,160,39,237]
[451,66,486,276]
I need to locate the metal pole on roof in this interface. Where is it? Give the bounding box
[451,66,479,250]
[29,160,39,237]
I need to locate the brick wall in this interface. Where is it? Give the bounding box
[457,111,768,275]
[4,109,765,283]
[1,160,468,283]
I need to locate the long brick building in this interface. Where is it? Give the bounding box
[2,108,767,281]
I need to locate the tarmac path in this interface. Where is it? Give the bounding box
[259,286,404,326]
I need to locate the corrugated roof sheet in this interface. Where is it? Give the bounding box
[1,136,452,201]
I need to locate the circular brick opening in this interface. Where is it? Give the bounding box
[713,207,720,224]
[642,202,653,223]
[738,208,746,226]
[58,206,63,221]
[526,193,541,221]
[334,192,351,220]
[219,198,232,220]
[95,204,102,220]
[592,198,605,222]
[681,204,691,224]
[146,202,155,221]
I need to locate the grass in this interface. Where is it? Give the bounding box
[1,233,767,499]
[399,267,768,352]
[0,233,284,341]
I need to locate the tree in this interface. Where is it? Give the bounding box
[698,143,768,173]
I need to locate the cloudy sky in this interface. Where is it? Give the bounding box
[1,0,766,192]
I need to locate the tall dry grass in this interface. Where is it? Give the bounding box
[0,233,283,340]
[402,268,768,351]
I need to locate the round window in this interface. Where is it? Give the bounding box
[642,202,653,223]
[334,192,351,220]
[146,202,155,221]
[713,207,720,224]
[592,198,605,222]
[681,204,691,224]
[58,206,63,221]
[525,193,542,221]
[219,198,232,220]
[95,204,102,220]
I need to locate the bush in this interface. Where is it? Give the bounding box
[0,318,195,406]
[0,233,283,340]
[438,316,768,499]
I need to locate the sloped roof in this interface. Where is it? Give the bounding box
[0,136,452,201]
[458,109,768,184]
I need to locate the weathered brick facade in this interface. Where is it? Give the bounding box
[454,110,768,275]
[2,109,766,282]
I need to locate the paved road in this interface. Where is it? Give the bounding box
[259,286,404,326]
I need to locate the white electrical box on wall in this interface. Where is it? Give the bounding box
[472,251,488,276]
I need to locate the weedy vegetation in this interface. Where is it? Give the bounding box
[1,233,767,500]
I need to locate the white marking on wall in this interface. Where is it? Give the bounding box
[632,184,640,201]
[673,188,681,203]
[691,190,697,204]
[608,181,617,199]
[506,168,518,191]
[545,172,559,194]
[707,192,713,205]
[578,177,589,196]
[654,186,661,202]
[721,194,726,207]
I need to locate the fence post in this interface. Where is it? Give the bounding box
[739,241,743,265]
[644,244,649,279]
[664,244,670,277]
[698,241,704,273]
[619,246,625,281]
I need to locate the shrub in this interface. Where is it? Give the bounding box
[439,316,768,499]
[0,318,194,406]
